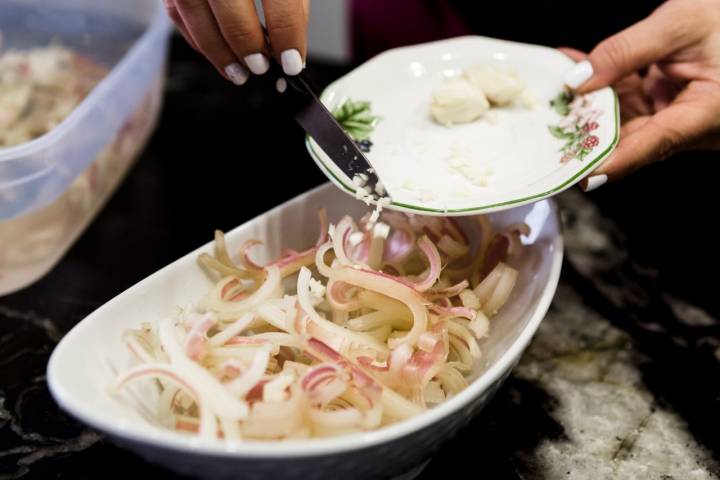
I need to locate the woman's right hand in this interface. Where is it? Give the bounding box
[164,0,310,85]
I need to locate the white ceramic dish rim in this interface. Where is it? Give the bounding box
[47,184,564,459]
[306,35,620,216]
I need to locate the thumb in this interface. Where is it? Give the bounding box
[565,4,692,93]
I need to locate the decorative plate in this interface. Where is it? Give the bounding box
[306,36,619,216]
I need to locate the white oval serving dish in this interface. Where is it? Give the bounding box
[48,183,563,480]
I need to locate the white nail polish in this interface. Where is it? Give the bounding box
[276,78,287,93]
[224,62,248,85]
[280,49,303,76]
[583,174,607,192]
[564,60,593,89]
[244,53,269,75]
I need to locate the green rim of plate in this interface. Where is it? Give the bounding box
[306,91,619,214]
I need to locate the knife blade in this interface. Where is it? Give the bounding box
[268,62,382,199]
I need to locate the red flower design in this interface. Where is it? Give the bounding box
[582,135,599,148]
[582,121,599,132]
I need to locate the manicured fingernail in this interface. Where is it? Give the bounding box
[276,78,287,93]
[244,53,269,75]
[224,62,248,85]
[280,49,303,75]
[582,174,607,192]
[564,60,593,89]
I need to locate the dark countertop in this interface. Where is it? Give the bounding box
[1,37,719,479]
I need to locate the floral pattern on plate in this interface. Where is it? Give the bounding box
[548,92,603,163]
[332,98,379,153]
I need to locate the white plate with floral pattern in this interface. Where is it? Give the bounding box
[306,36,619,216]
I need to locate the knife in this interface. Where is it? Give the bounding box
[266,61,383,200]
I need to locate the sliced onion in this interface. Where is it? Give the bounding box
[437,234,470,260]
[402,322,448,387]
[201,266,283,320]
[237,240,265,271]
[383,221,415,263]
[410,236,442,292]
[504,222,531,255]
[208,312,253,347]
[410,216,443,241]
[480,234,510,279]
[483,265,518,316]
[263,373,295,402]
[423,380,446,404]
[184,314,216,361]
[242,385,306,439]
[448,320,482,360]
[458,289,481,310]
[308,407,363,433]
[114,206,528,441]
[470,216,495,286]
[473,262,505,304]
[329,267,428,349]
[346,310,411,331]
[443,218,469,245]
[298,268,389,357]
[326,279,362,312]
[114,363,217,439]
[435,364,468,396]
[306,338,383,405]
[300,363,348,407]
[380,387,425,420]
[158,316,249,420]
[314,242,335,278]
[225,347,271,397]
[468,310,490,339]
[426,280,469,300]
[429,304,476,321]
[333,216,359,267]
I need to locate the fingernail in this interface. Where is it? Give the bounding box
[224,62,248,85]
[564,60,593,89]
[582,174,608,192]
[280,49,303,76]
[244,53,270,75]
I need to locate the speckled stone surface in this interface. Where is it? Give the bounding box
[1,37,719,480]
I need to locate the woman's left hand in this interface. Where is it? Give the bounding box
[561,0,720,190]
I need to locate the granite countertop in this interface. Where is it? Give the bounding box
[1,38,719,480]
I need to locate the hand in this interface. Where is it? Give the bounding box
[164,0,310,85]
[560,0,720,190]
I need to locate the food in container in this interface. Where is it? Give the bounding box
[0,1,172,295]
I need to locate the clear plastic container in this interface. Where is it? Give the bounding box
[0,0,172,295]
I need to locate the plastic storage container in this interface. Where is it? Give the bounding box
[0,0,172,294]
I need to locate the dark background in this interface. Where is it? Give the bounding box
[1,1,718,478]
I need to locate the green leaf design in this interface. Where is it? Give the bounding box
[550,91,574,116]
[332,98,379,140]
[548,125,572,139]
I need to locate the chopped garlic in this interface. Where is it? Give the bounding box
[373,222,390,239]
[375,180,386,196]
[354,185,369,200]
[308,278,326,306]
[368,209,380,225]
[352,174,366,188]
